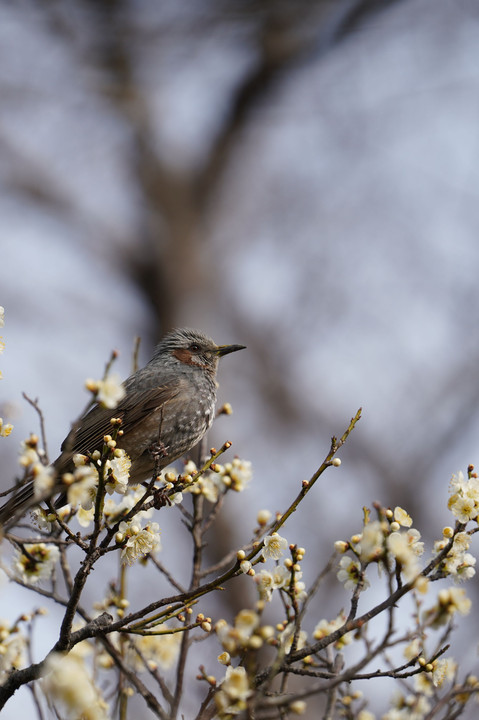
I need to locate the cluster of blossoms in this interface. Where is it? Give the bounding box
[0,617,27,684]
[422,586,472,629]
[335,506,427,593]
[16,434,54,501]
[313,610,354,649]
[214,611,273,716]
[382,656,479,720]
[214,608,309,717]
[216,609,275,656]
[448,470,479,523]
[62,448,132,524]
[116,518,162,565]
[42,651,109,720]
[215,665,252,717]
[332,491,478,716]
[433,529,476,581]
[212,531,310,716]
[127,629,182,672]
[252,532,306,603]
[177,457,252,503]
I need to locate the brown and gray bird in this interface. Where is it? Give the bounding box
[0,328,245,527]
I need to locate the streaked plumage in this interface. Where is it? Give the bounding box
[0,328,245,527]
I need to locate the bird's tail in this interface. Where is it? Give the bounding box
[0,481,36,530]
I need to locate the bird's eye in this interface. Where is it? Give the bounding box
[189,343,201,352]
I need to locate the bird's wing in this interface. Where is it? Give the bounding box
[58,383,181,460]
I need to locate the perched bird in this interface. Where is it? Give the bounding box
[0,328,245,527]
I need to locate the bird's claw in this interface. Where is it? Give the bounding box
[152,487,172,509]
[148,440,170,460]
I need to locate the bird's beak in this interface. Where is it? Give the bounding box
[216,343,246,357]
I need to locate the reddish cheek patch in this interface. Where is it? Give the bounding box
[173,348,196,366]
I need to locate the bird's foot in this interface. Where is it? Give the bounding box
[148,440,170,461]
[152,487,172,509]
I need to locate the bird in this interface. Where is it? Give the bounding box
[0,328,245,527]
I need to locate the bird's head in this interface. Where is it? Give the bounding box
[155,328,246,373]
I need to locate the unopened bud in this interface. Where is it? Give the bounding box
[289,700,307,715]
[257,509,272,526]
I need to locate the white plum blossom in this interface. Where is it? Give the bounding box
[119,520,162,564]
[434,531,476,581]
[448,471,479,523]
[66,465,99,509]
[105,450,131,494]
[220,665,251,701]
[215,665,252,716]
[86,373,126,409]
[387,532,421,581]
[128,630,182,671]
[257,565,291,600]
[403,637,422,662]
[278,623,308,655]
[97,373,126,408]
[313,611,353,648]
[423,587,472,628]
[262,533,288,561]
[337,555,369,591]
[0,418,13,437]
[234,609,260,641]
[394,506,413,527]
[14,543,60,584]
[32,464,55,499]
[256,570,275,601]
[77,506,95,527]
[103,488,154,523]
[19,444,39,467]
[359,521,385,563]
[431,657,457,688]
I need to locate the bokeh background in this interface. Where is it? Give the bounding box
[1,0,479,717]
